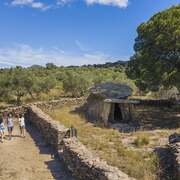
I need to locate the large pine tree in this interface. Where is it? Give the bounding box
[126,5,180,92]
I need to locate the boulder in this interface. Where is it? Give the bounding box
[89,82,132,99]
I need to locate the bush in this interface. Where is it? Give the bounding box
[134,134,150,147]
[62,72,90,97]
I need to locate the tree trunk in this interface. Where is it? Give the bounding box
[28,91,34,99]
[16,95,22,105]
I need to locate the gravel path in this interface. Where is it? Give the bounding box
[0,122,74,180]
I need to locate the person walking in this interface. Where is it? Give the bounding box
[0,116,5,142]
[7,113,14,140]
[18,114,25,138]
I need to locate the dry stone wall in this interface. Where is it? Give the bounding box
[60,138,135,180]
[26,105,135,180]
[26,105,68,150]
[31,98,85,110]
[169,134,180,179]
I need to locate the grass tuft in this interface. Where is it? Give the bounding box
[134,134,150,147]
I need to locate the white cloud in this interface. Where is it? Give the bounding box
[10,0,51,10]
[85,0,128,8]
[8,0,129,9]
[56,0,72,5]
[0,44,110,68]
[75,40,89,52]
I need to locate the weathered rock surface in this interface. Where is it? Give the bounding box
[169,133,180,179]
[89,82,132,99]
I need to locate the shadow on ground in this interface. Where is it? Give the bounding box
[26,124,75,180]
[154,147,177,180]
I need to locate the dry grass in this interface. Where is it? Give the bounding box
[45,106,159,180]
[134,134,150,147]
[0,102,9,109]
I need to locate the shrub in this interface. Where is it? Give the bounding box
[134,134,150,147]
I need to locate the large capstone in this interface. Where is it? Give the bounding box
[89,82,132,99]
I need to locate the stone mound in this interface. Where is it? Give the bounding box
[89,82,132,99]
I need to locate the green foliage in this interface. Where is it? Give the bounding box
[126,5,180,92]
[62,71,90,97]
[0,67,56,104]
[0,63,136,104]
[46,63,57,69]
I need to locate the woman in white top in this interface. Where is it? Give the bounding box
[19,114,25,138]
[0,117,5,142]
[7,113,14,140]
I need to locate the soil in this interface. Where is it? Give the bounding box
[0,122,74,180]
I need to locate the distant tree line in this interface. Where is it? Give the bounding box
[0,64,135,104]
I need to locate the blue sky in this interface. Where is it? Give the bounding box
[0,0,179,67]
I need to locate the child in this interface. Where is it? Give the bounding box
[19,114,25,138]
[0,117,5,142]
[7,113,14,140]
[2,111,8,122]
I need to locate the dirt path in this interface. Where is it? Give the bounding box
[0,122,74,180]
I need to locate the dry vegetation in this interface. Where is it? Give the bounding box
[134,134,150,147]
[45,106,161,180]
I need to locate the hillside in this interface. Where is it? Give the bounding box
[0,62,136,104]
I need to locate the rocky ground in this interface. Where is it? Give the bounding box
[0,121,74,180]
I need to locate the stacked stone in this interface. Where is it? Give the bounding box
[60,138,135,180]
[27,105,68,150]
[31,98,84,110]
[169,133,180,179]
